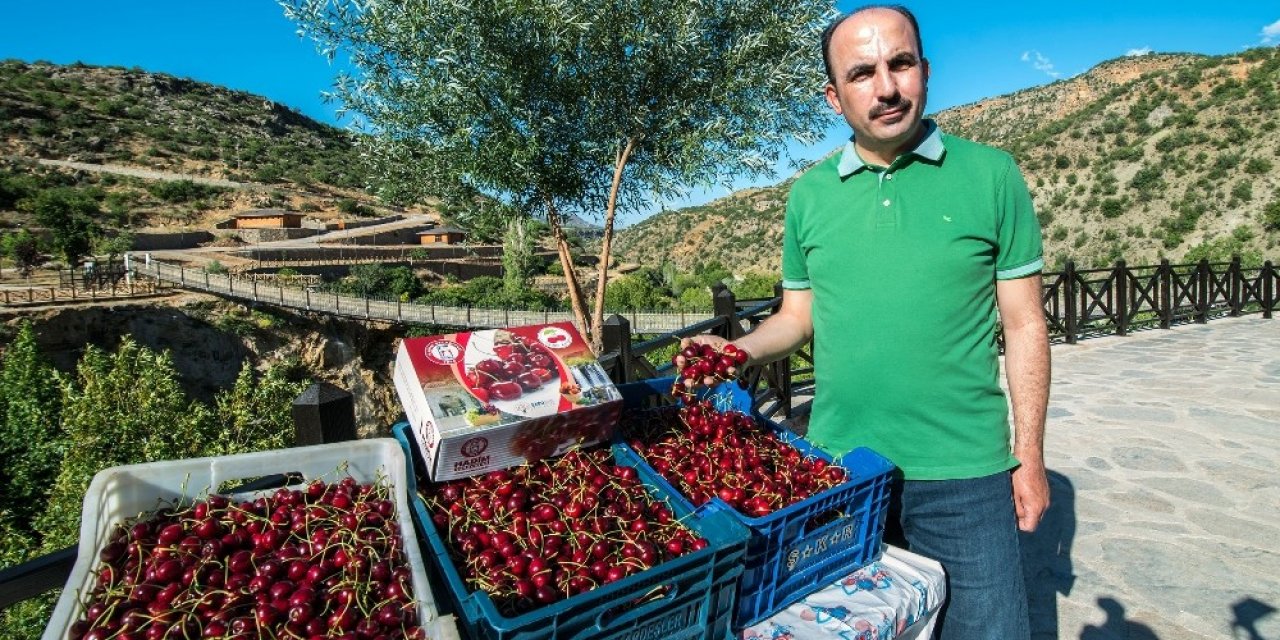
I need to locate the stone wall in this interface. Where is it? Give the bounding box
[131,231,215,251]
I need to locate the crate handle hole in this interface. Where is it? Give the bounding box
[596,583,676,629]
[803,508,847,535]
[216,472,304,495]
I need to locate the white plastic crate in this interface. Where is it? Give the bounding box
[42,439,459,640]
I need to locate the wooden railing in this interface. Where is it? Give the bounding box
[1042,257,1275,343]
[0,280,171,306]
[129,257,714,333]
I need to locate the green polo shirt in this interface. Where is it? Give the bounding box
[781,120,1043,480]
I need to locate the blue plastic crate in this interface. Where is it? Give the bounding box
[392,422,748,640]
[613,378,896,629]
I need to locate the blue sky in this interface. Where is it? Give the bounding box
[2,1,1277,224]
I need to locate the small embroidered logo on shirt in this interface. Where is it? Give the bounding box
[942,215,953,223]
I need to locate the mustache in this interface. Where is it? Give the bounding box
[870,98,912,118]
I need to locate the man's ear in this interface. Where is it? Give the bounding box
[824,83,842,115]
[923,58,931,82]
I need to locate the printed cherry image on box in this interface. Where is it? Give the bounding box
[393,322,622,481]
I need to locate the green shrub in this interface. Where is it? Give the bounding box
[146,180,224,203]
[1231,181,1252,203]
[336,198,373,217]
[1100,198,1125,219]
[1263,199,1280,231]
[1244,158,1273,175]
[1129,166,1162,193]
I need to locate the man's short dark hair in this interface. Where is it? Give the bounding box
[822,5,924,85]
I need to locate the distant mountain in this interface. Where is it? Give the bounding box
[614,47,1280,274]
[0,60,366,189]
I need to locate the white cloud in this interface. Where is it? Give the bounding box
[1021,50,1060,79]
[1262,18,1280,44]
[1125,46,1153,57]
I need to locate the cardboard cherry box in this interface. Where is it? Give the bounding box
[393,322,622,481]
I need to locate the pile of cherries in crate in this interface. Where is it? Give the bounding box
[618,343,849,517]
[70,477,423,640]
[421,449,707,615]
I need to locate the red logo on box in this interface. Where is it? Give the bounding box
[460,437,489,457]
[423,340,463,365]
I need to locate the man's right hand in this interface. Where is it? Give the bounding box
[672,337,753,394]
[673,335,735,373]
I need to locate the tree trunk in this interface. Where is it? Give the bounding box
[589,137,637,353]
[543,196,591,341]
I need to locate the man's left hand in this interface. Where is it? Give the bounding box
[1011,462,1050,532]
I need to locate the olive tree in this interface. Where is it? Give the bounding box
[283,0,833,346]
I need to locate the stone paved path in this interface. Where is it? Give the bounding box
[1020,317,1280,640]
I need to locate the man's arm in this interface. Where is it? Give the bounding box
[996,274,1051,532]
[680,288,814,368]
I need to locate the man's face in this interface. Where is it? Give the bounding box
[824,9,929,155]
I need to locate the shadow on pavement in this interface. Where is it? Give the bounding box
[1231,597,1277,640]
[1021,470,1075,639]
[1080,597,1160,639]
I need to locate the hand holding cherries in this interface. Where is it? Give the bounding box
[671,341,749,399]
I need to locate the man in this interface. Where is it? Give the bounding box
[680,5,1050,639]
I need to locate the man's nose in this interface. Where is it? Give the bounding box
[874,68,899,101]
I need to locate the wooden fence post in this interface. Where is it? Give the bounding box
[711,283,740,340]
[1159,259,1173,329]
[601,314,633,384]
[1264,260,1275,320]
[1229,255,1242,317]
[1196,258,1210,323]
[1063,260,1078,344]
[1115,260,1129,336]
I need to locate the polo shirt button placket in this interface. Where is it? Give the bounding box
[877,169,897,227]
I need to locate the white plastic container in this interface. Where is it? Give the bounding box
[42,439,460,640]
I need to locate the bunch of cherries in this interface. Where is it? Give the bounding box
[422,449,706,615]
[69,477,423,640]
[625,343,848,517]
[468,336,559,403]
[670,342,749,400]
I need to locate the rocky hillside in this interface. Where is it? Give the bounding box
[615,47,1280,273]
[0,60,363,187]
[0,60,405,231]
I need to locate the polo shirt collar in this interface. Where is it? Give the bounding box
[837,119,945,178]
